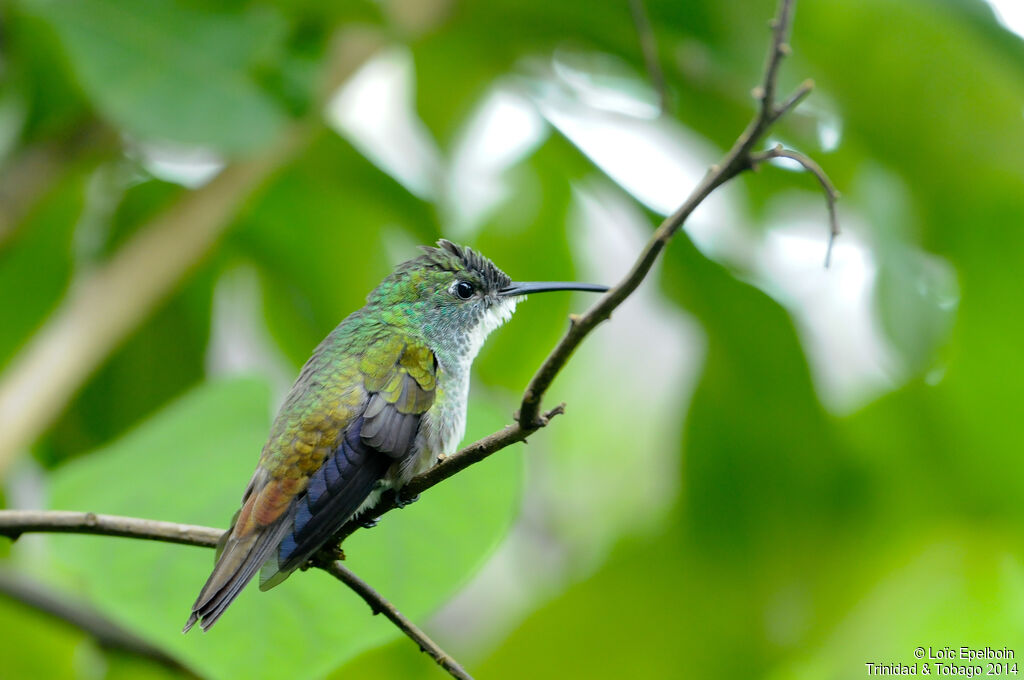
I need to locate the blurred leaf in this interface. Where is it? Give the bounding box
[4,8,92,144]
[800,0,1024,200]
[0,594,105,680]
[0,167,86,371]
[330,635,451,680]
[471,136,583,389]
[37,377,519,679]
[478,529,700,679]
[230,131,437,365]
[874,246,958,375]
[35,266,215,467]
[104,651,193,680]
[771,529,1024,680]
[410,0,648,147]
[21,0,292,153]
[102,178,185,257]
[477,227,866,677]
[663,235,858,554]
[799,0,1024,510]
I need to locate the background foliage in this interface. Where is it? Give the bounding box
[1,0,1022,678]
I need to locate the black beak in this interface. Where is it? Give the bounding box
[498,281,609,297]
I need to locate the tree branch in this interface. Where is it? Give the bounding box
[517,0,835,427]
[332,405,565,544]
[0,510,471,680]
[0,510,221,546]
[329,0,838,580]
[0,27,384,480]
[0,3,832,679]
[319,560,473,680]
[326,0,836,548]
[0,137,299,479]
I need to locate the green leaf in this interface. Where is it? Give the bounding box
[0,595,104,680]
[230,132,437,366]
[104,651,188,680]
[22,0,290,153]
[874,246,958,376]
[474,230,865,678]
[5,8,92,143]
[477,530,702,679]
[35,266,215,467]
[37,377,519,680]
[772,529,1024,680]
[470,136,582,389]
[0,167,86,371]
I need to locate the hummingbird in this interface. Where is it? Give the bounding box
[184,240,607,631]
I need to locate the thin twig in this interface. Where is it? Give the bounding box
[628,0,669,115]
[329,0,833,543]
[0,27,384,480]
[773,78,815,123]
[751,144,841,266]
[758,0,796,119]
[0,3,832,678]
[0,510,470,680]
[321,561,474,680]
[333,405,565,544]
[0,510,222,546]
[517,0,824,427]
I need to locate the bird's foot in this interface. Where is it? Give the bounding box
[395,493,420,509]
[360,516,379,529]
[306,543,346,569]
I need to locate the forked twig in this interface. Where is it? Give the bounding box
[516,0,836,428]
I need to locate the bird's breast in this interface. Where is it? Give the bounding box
[396,359,470,484]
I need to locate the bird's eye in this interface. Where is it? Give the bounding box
[454,281,475,299]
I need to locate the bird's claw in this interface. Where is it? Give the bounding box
[305,543,346,569]
[395,493,420,509]
[360,516,379,529]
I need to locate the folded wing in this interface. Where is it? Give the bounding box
[184,336,436,632]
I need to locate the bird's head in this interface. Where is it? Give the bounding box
[366,239,607,361]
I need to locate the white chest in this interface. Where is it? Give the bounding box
[397,363,469,483]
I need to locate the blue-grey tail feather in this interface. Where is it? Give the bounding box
[183,513,292,632]
[259,420,391,590]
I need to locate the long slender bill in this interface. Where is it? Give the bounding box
[498,282,609,296]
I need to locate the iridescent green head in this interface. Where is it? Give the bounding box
[366,240,607,362]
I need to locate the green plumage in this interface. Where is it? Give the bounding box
[183,240,605,632]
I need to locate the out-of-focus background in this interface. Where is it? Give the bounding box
[0,0,1022,677]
